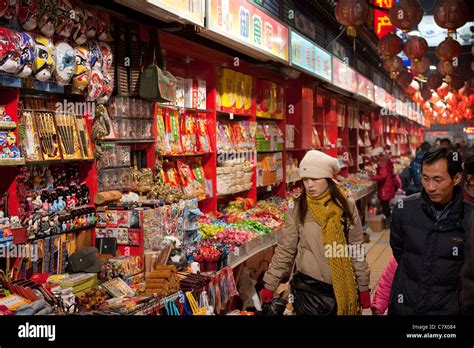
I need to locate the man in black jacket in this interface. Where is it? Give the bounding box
[389,148,472,315]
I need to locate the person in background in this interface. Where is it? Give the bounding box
[371,256,398,315]
[260,150,370,315]
[463,153,474,204]
[389,148,472,315]
[406,141,431,196]
[435,138,441,148]
[440,138,452,149]
[370,147,396,229]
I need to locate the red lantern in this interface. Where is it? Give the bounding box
[434,0,470,35]
[468,76,474,90]
[335,0,369,37]
[383,56,404,79]
[389,0,423,32]
[446,92,457,106]
[438,60,455,82]
[378,33,404,58]
[405,80,420,95]
[450,75,465,90]
[437,82,450,98]
[396,69,413,87]
[435,37,462,61]
[421,86,432,101]
[404,36,428,61]
[428,73,444,90]
[411,56,431,75]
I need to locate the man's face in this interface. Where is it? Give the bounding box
[422,159,461,205]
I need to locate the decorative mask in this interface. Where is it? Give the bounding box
[0,27,20,74]
[0,0,18,21]
[33,36,55,81]
[55,0,73,38]
[71,4,87,45]
[87,69,103,101]
[88,40,102,71]
[85,6,97,39]
[99,42,112,71]
[96,11,111,41]
[38,0,55,37]
[73,46,90,90]
[19,0,40,31]
[54,41,74,85]
[16,31,36,78]
[97,72,113,103]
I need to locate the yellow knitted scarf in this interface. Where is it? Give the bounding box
[306,186,360,315]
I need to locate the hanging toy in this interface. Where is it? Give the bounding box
[71,3,87,45]
[19,0,40,31]
[73,46,90,90]
[37,0,56,37]
[55,0,74,38]
[0,0,18,21]
[54,41,74,85]
[88,40,102,72]
[85,5,97,39]
[0,27,21,74]
[33,36,55,81]
[16,31,36,78]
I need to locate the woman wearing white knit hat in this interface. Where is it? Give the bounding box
[261,150,371,315]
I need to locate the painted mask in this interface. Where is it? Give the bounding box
[0,0,18,21]
[0,27,20,74]
[16,31,36,78]
[88,40,102,71]
[19,0,39,31]
[85,6,97,39]
[96,11,111,41]
[97,72,113,103]
[38,0,55,37]
[87,69,103,101]
[73,46,90,90]
[71,4,87,45]
[99,42,112,71]
[55,0,73,38]
[54,41,74,85]
[33,36,55,81]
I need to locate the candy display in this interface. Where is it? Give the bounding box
[257,152,283,187]
[256,121,284,151]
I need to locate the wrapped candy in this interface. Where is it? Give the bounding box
[72,46,90,90]
[37,0,55,37]
[16,31,36,78]
[19,0,40,30]
[33,36,55,81]
[54,41,74,85]
[0,27,20,74]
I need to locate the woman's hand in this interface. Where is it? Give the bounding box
[359,290,371,309]
[260,288,275,303]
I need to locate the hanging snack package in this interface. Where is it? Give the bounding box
[196,118,211,154]
[232,122,243,153]
[234,71,245,114]
[166,111,182,155]
[243,74,253,113]
[191,159,209,199]
[177,160,197,198]
[156,109,170,155]
[180,115,197,154]
[163,160,181,188]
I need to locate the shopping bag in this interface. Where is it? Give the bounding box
[199,290,214,315]
[185,291,207,315]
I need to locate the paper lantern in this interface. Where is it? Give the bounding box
[435,37,462,61]
[396,69,413,87]
[389,0,424,32]
[378,33,404,58]
[405,79,420,95]
[335,0,369,37]
[450,75,465,90]
[434,0,470,35]
[437,82,450,98]
[428,73,444,90]
[438,60,455,82]
[421,86,432,101]
[383,56,404,79]
[404,36,428,61]
[411,56,431,75]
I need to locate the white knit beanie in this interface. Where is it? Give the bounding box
[299,150,340,179]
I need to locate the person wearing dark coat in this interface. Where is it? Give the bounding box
[389,148,473,315]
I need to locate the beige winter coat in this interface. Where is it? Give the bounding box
[263,197,370,292]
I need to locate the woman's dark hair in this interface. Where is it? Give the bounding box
[463,154,474,178]
[422,148,463,178]
[298,179,354,225]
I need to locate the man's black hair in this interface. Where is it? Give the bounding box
[420,141,431,153]
[440,138,451,145]
[422,148,462,178]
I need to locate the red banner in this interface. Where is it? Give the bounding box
[373,0,396,39]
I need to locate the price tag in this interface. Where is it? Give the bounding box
[229,113,234,120]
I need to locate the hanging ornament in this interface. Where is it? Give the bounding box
[383,56,404,79]
[335,0,369,37]
[421,86,432,101]
[438,60,455,82]
[404,36,428,61]
[435,37,461,62]
[427,73,444,90]
[450,75,465,90]
[405,79,420,95]
[411,56,431,75]
[396,69,413,88]
[378,33,404,58]
[389,0,423,33]
[434,0,470,36]
[437,82,450,98]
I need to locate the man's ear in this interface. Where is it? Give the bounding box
[454,172,462,186]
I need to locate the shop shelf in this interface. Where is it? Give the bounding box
[217,188,252,198]
[256,149,283,153]
[160,152,214,157]
[285,148,310,152]
[245,235,263,254]
[25,158,94,165]
[262,232,276,246]
[105,139,155,144]
[216,111,253,118]
[0,158,25,166]
[0,121,17,130]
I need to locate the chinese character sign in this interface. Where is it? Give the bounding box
[373,0,395,39]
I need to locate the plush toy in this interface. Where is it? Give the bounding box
[55,0,74,38]
[37,0,55,37]
[71,3,87,45]
[19,0,40,31]
[72,46,90,90]
[16,31,36,78]
[54,41,74,85]
[33,36,55,81]
[0,27,20,74]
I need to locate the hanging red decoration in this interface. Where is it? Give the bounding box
[434,0,470,36]
[428,73,444,90]
[396,69,414,87]
[435,37,462,61]
[405,80,420,95]
[383,56,404,79]
[438,60,455,82]
[378,33,404,58]
[411,56,431,75]
[335,0,369,37]
[437,82,450,98]
[389,0,424,33]
[421,86,432,101]
[450,75,465,90]
[403,36,428,61]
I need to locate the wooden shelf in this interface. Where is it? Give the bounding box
[217,111,253,118]
[0,158,25,166]
[25,158,94,165]
[217,188,252,198]
[257,149,283,153]
[161,152,214,157]
[157,103,213,113]
[285,148,310,152]
[103,139,155,144]
[0,121,17,130]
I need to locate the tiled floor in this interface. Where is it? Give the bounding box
[362,228,392,315]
